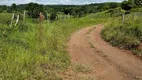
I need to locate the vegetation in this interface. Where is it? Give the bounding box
[121,1,132,11]
[0,0,141,79]
[0,2,121,17]
[49,12,58,21]
[0,13,12,24]
[0,8,110,79]
[26,3,47,18]
[73,64,92,73]
[101,6,142,57]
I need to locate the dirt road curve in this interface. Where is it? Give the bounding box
[67,25,142,80]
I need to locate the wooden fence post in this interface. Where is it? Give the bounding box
[122,13,125,24]
[23,10,26,23]
[10,13,15,27]
[15,15,19,26]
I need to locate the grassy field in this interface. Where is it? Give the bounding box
[1,8,141,80]
[0,11,110,80]
[0,13,12,24]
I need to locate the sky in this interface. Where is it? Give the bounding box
[0,0,123,5]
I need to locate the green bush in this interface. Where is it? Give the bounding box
[49,13,58,21]
[102,11,142,57]
[102,22,142,49]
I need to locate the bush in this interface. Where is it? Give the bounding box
[101,21,142,49]
[0,8,3,13]
[49,13,58,21]
[26,3,47,18]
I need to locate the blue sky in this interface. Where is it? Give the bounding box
[0,0,123,5]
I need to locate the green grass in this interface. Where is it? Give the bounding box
[0,13,12,24]
[101,9,142,57]
[0,11,109,80]
[73,64,92,73]
[88,42,95,48]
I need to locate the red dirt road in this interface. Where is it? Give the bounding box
[67,25,142,80]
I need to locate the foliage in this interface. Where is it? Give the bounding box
[0,2,121,18]
[73,64,92,73]
[107,8,124,17]
[101,10,142,56]
[0,8,3,13]
[0,13,12,24]
[121,1,132,11]
[49,12,58,21]
[11,3,17,11]
[134,0,142,7]
[26,3,47,18]
[128,0,142,7]
[0,11,109,80]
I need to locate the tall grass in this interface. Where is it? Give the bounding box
[0,11,109,80]
[0,13,12,24]
[101,9,142,57]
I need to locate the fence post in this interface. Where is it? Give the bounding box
[23,10,26,23]
[122,13,125,24]
[15,15,19,26]
[10,13,15,27]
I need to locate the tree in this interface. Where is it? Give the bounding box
[109,3,120,9]
[0,8,3,13]
[26,3,47,18]
[78,11,84,18]
[130,0,142,7]
[49,12,58,21]
[2,5,7,10]
[63,8,72,15]
[11,3,17,11]
[121,1,132,11]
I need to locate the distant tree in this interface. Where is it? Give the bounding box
[70,10,76,17]
[49,12,58,21]
[2,5,7,10]
[97,3,109,11]
[26,3,47,18]
[109,3,120,8]
[63,8,72,15]
[0,8,3,13]
[121,1,132,11]
[11,3,17,11]
[78,11,84,18]
[128,0,142,7]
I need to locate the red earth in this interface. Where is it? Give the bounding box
[63,25,142,80]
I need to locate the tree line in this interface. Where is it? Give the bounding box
[0,2,120,18]
[0,0,141,20]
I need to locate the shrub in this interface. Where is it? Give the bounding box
[26,3,47,18]
[49,13,58,21]
[101,21,142,49]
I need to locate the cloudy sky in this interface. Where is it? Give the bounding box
[0,0,123,5]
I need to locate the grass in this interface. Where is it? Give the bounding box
[75,76,95,80]
[0,13,12,24]
[0,11,109,80]
[73,64,92,73]
[101,9,142,57]
[88,42,95,49]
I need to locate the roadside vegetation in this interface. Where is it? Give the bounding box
[101,0,142,57]
[0,5,110,80]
